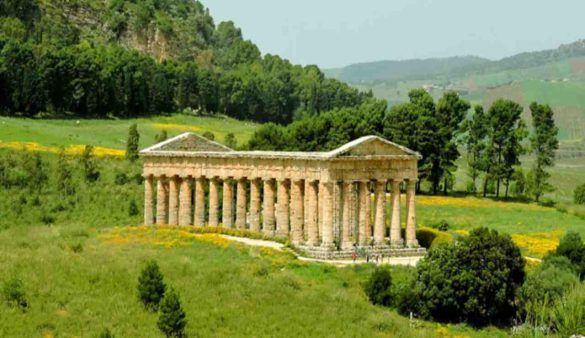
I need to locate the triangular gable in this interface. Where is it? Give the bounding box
[327,136,420,158]
[141,132,232,153]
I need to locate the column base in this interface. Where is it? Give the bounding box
[297,243,426,260]
[390,239,404,249]
[262,229,275,237]
[406,240,420,248]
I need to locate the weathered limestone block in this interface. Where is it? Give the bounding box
[406,179,419,247]
[249,178,261,232]
[262,179,276,234]
[236,178,247,229]
[390,179,403,246]
[144,175,154,225]
[178,176,192,226]
[222,178,234,227]
[276,180,290,237]
[209,177,220,227]
[168,176,179,225]
[194,177,205,226]
[374,180,386,245]
[156,175,168,225]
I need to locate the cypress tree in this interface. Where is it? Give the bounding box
[126,124,140,162]
[528,102,558,202]
[157,288,187,338]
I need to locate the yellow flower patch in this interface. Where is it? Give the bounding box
[0,141,124,157]
[99,225,235,249]
[511,230,562,258]
[417,196,544,211]
[151,123,202,132]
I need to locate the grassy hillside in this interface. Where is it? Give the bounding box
[326,40,585,142]
[0,114,260,153]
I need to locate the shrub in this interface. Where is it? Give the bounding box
[157,288,187,338]
[98,328,114,338]
[430,220,449,231]
[415,227,453,249]
[364,267,393,306]
[224,132,237,149]
[555,232,585,279]
[550,282,585,336]
[126,124,140,162]
[574,183,585,205]
[202,131,215,141]
[114,172,129,185]
[2,277,28,311]
[137,260,166,311]
[411,227,525,327]
[519,258,579,324]
[128,199,139,216]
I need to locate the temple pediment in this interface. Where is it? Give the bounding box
[141,132,232,153]
[327,136,420,158]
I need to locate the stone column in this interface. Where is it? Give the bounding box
[341,182,353,250]
[178,176,192,226]
[290,179,304,245]
[168,176,179,225]
[306,180,319,246]
[390,179,403,246]
[373,180,386,245]
[156,175,168,225]
[194,177,205,226]
[249,178,261,232]
[320,181,335,248]
[236,178,247,229]
[276,179,290,237]
[405,179,419,247]
[262,179,276,234]
[144,175,154,225]
[358,180,371,245]
[222,178,234,227]
[208,177,220,227]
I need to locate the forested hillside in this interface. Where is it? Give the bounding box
[0,0,370,122]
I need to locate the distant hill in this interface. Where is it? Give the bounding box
[325,39,585,142]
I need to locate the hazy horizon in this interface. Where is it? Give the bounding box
[205,0,585,69]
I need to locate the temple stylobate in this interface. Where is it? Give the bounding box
[141,133,425,258]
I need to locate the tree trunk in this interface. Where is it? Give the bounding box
[496,178,501,198]
[505,181,509,198]
[443,177,448,195]
[483,178,488,198]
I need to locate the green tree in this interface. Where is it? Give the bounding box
[411,227,525,326]
[528,102,558,202]
[462,105,487,193]
[22,151,47,192]
[224,132,237,149]
[80,145,100,183]
[364,267,393,306]
[137,260,166,311]
[126,124,140,162]
[483,99,527,198]
[431,91,470,194]
[157,288,187,338]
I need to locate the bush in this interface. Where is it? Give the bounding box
[430,220,449,231]
[202,131,215,141]
[550,282,585,336]
[137,260,166,311]
[157,288,187,338]
[574,183,585,205]
[415,227,453,249]
[519,257,579,324]
[98,328,114,338]
[410,227,525,327]
[555,232,585,279]
[364,267,393,306]
[114,172,129,185]
[2,277,28,311]
[128,199,139,216]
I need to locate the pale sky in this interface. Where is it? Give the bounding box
[204,0,585,68]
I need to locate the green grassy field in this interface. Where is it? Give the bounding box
[0,114,260,151]
[0,224,513,337]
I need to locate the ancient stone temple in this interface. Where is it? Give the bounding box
[141,133,425,258]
